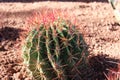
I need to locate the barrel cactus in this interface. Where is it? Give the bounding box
[22,9,88,80]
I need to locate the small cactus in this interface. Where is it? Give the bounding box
[108,0,120,23]
[22,9,88,80]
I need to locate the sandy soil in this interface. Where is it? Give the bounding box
[0,1,120,80]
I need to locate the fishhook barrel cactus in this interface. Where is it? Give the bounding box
[22,9,88,80]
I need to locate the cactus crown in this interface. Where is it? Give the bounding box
[22,9,88,80]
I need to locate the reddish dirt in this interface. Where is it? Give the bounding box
[0,1,120,80]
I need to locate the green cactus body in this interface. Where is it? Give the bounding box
[22,18,88,80]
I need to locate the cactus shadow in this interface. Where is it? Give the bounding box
[0,26,25,51]
[0,26,24,41]
[88,54,120,80]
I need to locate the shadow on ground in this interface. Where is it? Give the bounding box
[0,27,24,41]
[0,27,25,51]
[88,54,120,80]
[0,0,108,3]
